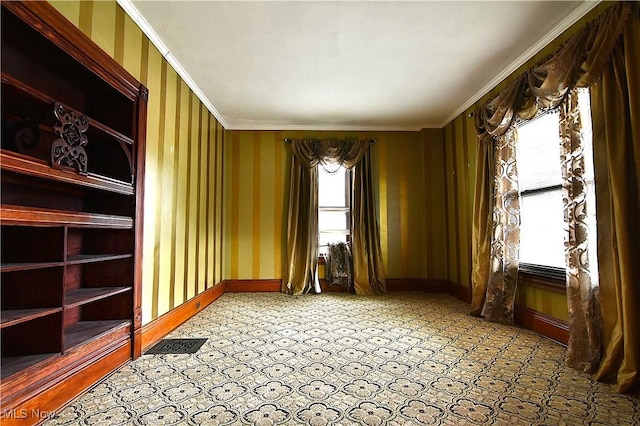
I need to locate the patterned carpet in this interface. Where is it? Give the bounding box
[46,292,639,425]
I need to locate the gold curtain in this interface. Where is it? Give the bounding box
[283,156,320,295]
[352,150,386,295]
[471,2,636,391]
[590,3,639,393]
[284,139,386,296]
[470,135,494,315]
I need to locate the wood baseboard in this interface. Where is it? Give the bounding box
[224,279,282,292]
[141,282,225,352]
[384,278,453,293]
[444,280,568,345]
[424,279,451,293]
[514,304,569,345]
[386,278,427,291]
[319,279,351,292]
[447,281,472,303]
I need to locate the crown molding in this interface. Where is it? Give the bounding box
[116,0,230,129]
[438,0,601,128]
[225,123,426,132]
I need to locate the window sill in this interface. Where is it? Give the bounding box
[519,265,565,294]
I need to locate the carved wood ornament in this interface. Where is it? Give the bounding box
[51,103,89,174]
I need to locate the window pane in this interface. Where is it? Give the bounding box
[517,112,562,191]
[319,210,348,231]
[318,166,347,207]
[519,190,565,268]
[319,232,348,248]
[318,164,350,254]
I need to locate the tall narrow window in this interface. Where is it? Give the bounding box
[516,89,597,279]
[517,111,565,275]
[318,164,351,255]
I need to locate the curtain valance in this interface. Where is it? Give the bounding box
[286,139,374,169]
[475,2,632,139]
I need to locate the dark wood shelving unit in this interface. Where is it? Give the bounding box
[2,72,134,146]
[0,261,65,273]
[0,205,134,228]
[65,287,131,308]
[0,2,146,423]
[66,254,132,265]
[64,320,131,352]
[0,307,64,328]
[1,353,62,381]
[1,151,134,195]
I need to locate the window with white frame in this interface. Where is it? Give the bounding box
[515,88,597,280]
[318,164,351,255]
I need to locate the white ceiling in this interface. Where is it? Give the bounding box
[125,1,598,130]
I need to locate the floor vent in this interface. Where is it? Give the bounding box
[145,338,207,355]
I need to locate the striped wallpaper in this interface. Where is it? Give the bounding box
[50,0,612,324]
[223,131,448,281]
[51,1,225,325]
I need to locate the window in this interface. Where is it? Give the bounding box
[516,111,565,276]
[318,164,351,255]
[516,89,597,280]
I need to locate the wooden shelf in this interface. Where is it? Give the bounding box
[64,320,130,351]
[1,73,134,146]
[1,307,63,329]
[1,353,60,380]
[0,151,134,195]
[0,204,133,228]
[66,254,132,265]
[1,261,64,273]
[65,287,130,308]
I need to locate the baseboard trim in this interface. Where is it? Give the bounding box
[424,279,451,293]
[514,304,569,346]
[444,280,568,346]
[319,279,351,292]
[386,278,427,292]
[384,278,460,293]
[141,282,225,352]
[447,281,472,303]
[225,279,282,292]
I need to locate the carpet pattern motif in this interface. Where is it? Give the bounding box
[46,292,639,425]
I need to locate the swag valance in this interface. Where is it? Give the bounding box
[474,2,632,139]
[285,138,374,169]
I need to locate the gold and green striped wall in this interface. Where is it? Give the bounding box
[50,0,613,325]
[50,1,225,325]
[223,130,446,281]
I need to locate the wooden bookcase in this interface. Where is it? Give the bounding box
[0,2,146,422]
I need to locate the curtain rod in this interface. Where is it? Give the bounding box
[283,138,376,143]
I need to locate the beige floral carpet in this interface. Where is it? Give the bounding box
[46,292,639,425]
